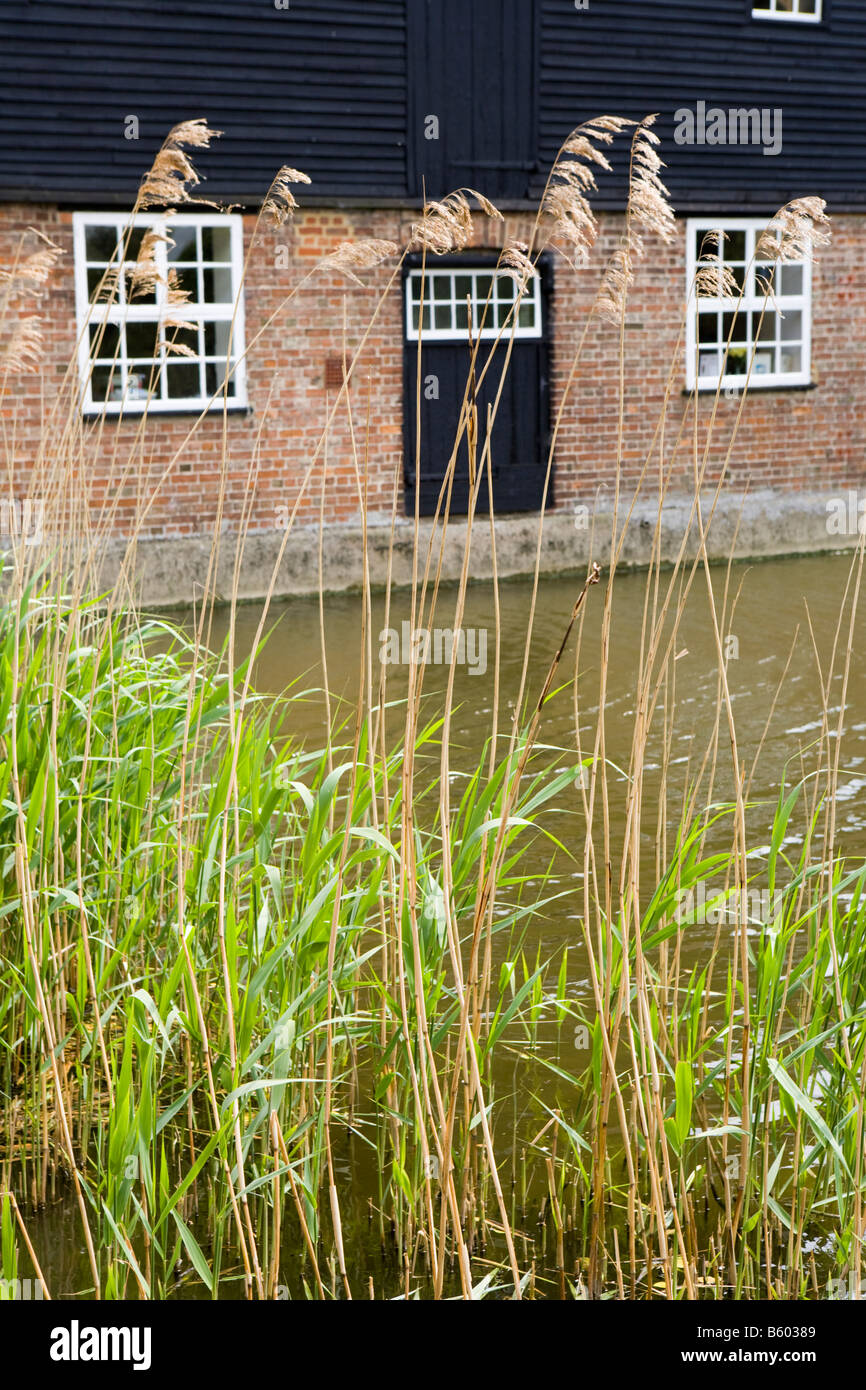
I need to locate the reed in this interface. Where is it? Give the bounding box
[0,117,863,1300]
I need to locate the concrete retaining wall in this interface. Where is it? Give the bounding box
[90,488,864,607]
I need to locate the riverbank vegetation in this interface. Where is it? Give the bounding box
[1,117,864,1299]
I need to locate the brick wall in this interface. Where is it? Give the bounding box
[2,203,864,541]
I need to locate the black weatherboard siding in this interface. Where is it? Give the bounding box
[0,0,409,203]
[0,1,865,209]
[537,0,866,213]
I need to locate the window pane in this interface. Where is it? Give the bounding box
[696,228,723,260]
[205,361,238,397]
[698,312,719,344]
[172,265,199,299]
[126,320,162,359]
[780,265,803,296]
[90,363,121,401]
[723,310,748,344]
[125,269,157,306]
[780,346,802,372]
[203,267,233,303]
[726,348,748,376]
[780,310,802,342]
[164,323,198,356]
[87,266,120,303]
[168,225,198,263]
[89,322,121,360]
[517,302,535,328]
[729,263,746,294]
[757,312,776,343]
[204,322,230,357]
[753,347,774,377]
[126,227,151,261]
[85,226,118,263]
[201,225,232,262]
[127,365,161,399]
[433,277,450,301]
[698,351,721,378]
[725,230,747,264]
[454,274,473,304]
[166,363,201,399]
[755,262,776,296]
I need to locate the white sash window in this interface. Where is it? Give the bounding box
[686,218,813,392]
[73,211,247,414]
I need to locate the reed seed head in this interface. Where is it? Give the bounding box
[322,238,399,284]
[594,246,634,327]
[139,118,222,209]
[126,226,170,299]
[543,117,633,265]
[1,315,43,373]
[410,192,478,255]
[756,197,831,263]
[0,230,64,295]
[694,243,738,300]
[262,166,313,227]
[628,116,675,250]
[501,242,538,293]
[594,116,675,327]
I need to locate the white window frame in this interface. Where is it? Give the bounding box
[752,0,822,22]
[405,266,542,343]
[685,216,813,393]
[73,211,247,415]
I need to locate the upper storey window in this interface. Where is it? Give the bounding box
[752,0,822,21]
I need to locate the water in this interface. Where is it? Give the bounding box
[209,549,866,903]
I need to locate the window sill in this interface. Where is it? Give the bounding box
[683,381,817,396]
[751,7,822,22]
[82,403,253,420]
